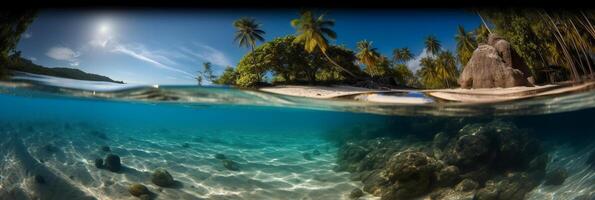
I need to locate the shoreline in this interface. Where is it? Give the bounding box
[258,81,595,104]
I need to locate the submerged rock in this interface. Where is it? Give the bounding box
[455,178,479,192]
[436,165,460,187]
[104,154,122,172]
[151,169,175,187]
[222,159,240,171]
[100,145,111,152]
[214,153,226,160]
[34,175,46,184]
[382,150,442,199]
[313,149,321,156]
[181,143,190,148]
[349,188,364,199]
[303,153,313,160]
[94,158,104,169]
[544,168,568,185]
[129,183,150,197]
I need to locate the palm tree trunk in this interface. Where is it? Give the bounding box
[321,51,358,79]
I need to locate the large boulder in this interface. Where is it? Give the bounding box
[381,150,443,199]
[459,34,533,89]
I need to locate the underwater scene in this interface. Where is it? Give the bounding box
[0,78,594,200]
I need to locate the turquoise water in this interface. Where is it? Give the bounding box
[1,77,594,200]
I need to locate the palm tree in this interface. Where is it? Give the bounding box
[424,35,441,57]
[455,25,477,67]
[291,10,357,78]
[233,17,265,67]
[355,40,380,68]
[392,48,414,64]
[418,57,438,88]
[436,51,458,88]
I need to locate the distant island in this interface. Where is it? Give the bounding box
[6,57,124,84]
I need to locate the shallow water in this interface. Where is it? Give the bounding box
[0,77,594,200]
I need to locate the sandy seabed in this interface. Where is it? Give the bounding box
[0,122,373,200]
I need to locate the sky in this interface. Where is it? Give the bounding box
[16,9,482,85]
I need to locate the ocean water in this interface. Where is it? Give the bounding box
[0,76,594,200]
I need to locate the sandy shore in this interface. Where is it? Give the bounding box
[259,82,595,103]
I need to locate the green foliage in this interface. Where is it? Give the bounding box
[291,10,358,78]
[424,35,441,56]
[416,51,458,89]
[480,9,594,82]
[392,47,413,64]
[392,64,416,87]
[0,10,37,79]
[455,25,477,67]
[213,66,238,85]
[230,36,361,87]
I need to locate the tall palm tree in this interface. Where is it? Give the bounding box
[233,17,265,67]
[424,35,441,57]
[392,48,414,64]
[418,57,438,88]
[436,51,457,88]
[455,25,477,67]
[291,10,357,78]
[356,40,380,67]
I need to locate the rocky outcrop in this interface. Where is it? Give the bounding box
[459,34,534,89]
[151,169,175,187]
[332,120,547,200]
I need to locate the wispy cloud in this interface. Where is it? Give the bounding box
[180,44,232,67]
[111,43,194,78]
[22,32,32,39]
[89,36,194,79]
[46,46,80,66]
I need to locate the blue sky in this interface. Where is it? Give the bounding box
[16,9,481,85]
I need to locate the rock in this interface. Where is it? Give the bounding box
[349,188,364,199]
[455,179,479,192]
[128,183,150,197]
[458,34,533,89]
[382,150,441,199]
[44,144,58,153]
[475,181,499,200]
[360,170,389,196]
[436,165,460,187]
[303,153,313,160]
[104,154,122,172]
[100,145,111,152]
[496,172,540,200]
[94,158,104,169]
[444,121,543,173]
[432,132,449,159]
[34,175,45,184]
[313,149,321,156]
[151,169,175,187]
[544,168,568,185]
[139,194,151,200]
[222,159,240,171]
[214,153,226,160]
[430,188,475,200]
[181,143,190,148]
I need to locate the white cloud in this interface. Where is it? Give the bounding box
[406,49,427,73]
[46,46,80,66]
[23,32,32,39]
[29,57,37,61]
[180,44,232,67]
[111,44,194,79]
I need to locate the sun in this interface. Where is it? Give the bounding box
[98,23,110,34]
